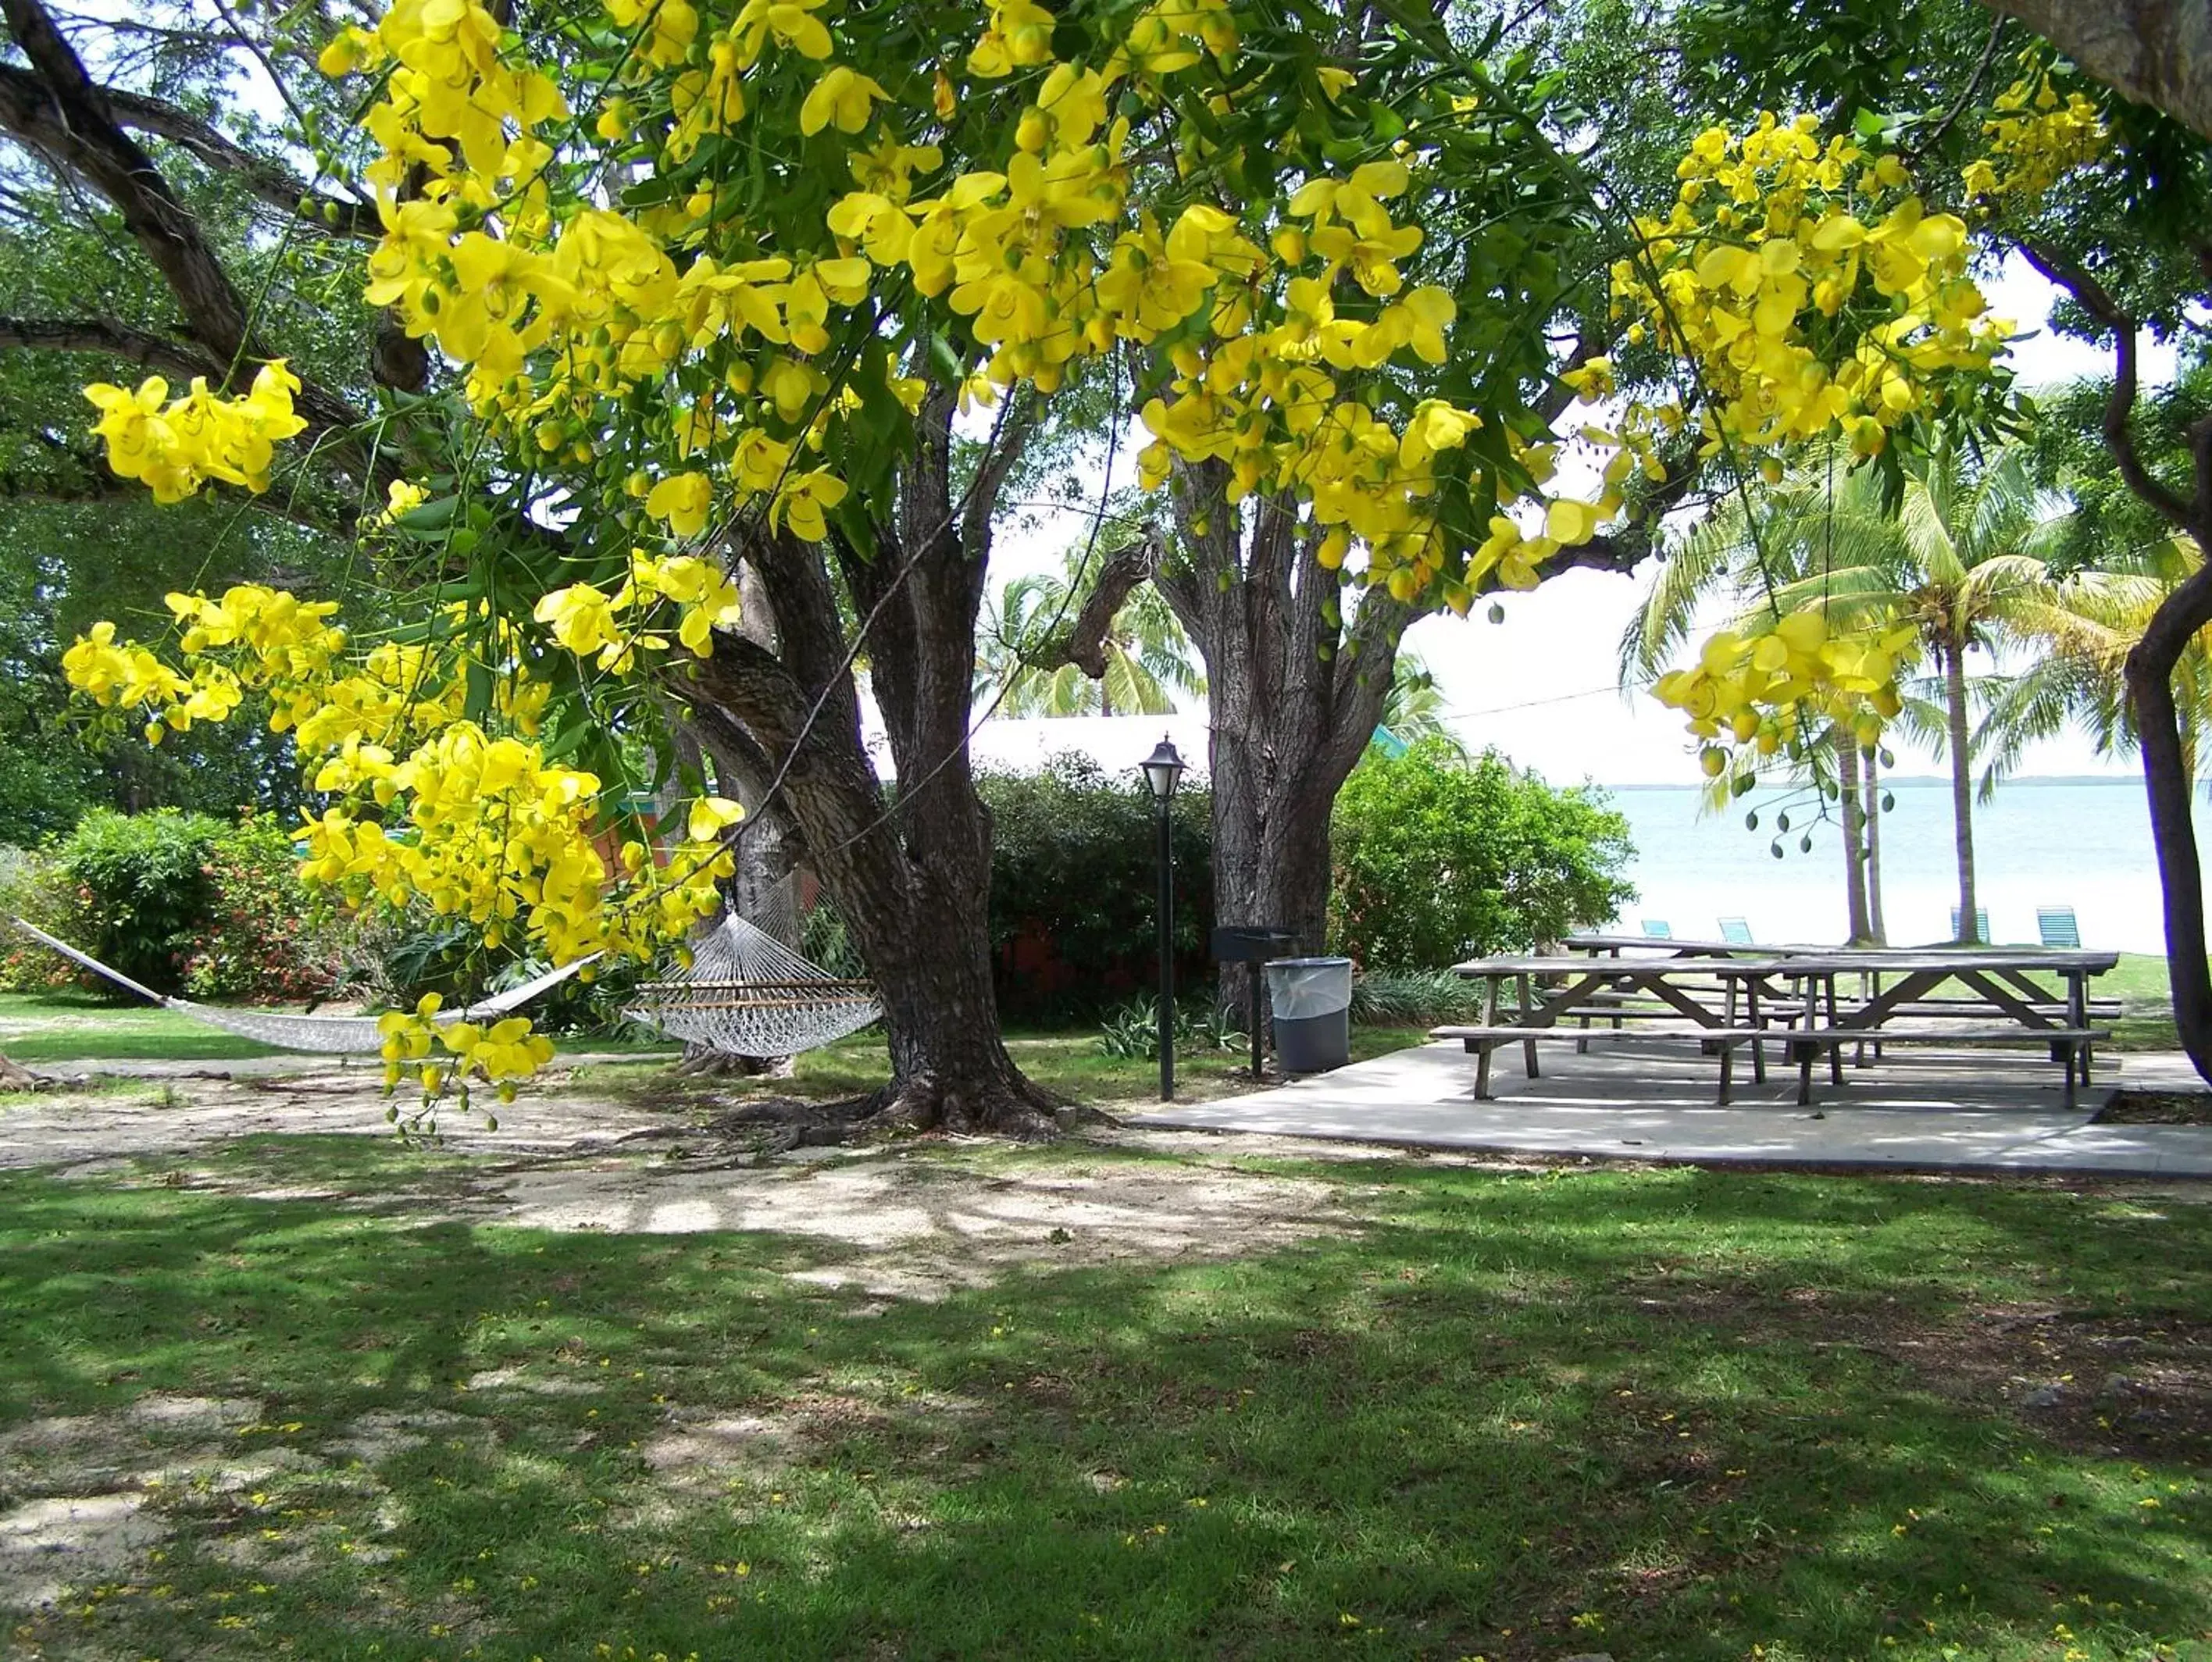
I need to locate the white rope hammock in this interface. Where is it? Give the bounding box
[8,916,594,1055]
[625,911,880,1057]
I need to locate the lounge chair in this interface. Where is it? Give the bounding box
[1641,919,1673,939]
[1950,907,1991,944]
[1717,917,1754,945]
[2037,905,2081,949]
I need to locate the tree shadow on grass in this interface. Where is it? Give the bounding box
[0,1159,2206,1660]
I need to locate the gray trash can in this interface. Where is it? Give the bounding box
[1265,956,1353,1073]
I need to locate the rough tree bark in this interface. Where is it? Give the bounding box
[1981,0,2212,143]
[675,392,1059,1134]
[1151,465,1410,1021]
[1942,638,1982,941]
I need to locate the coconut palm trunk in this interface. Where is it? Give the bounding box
[1864,747,1888,943]
[1837,736,1872,943]
[1943,638,1981,941]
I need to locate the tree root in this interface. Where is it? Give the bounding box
[675,1046,794,1079]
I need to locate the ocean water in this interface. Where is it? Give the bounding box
[1604,776,2207,953]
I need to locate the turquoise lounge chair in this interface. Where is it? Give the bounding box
[1950,907,1990,943]
[1641,919,1673,939]
[2037,905,2081,949]
[1718,917,1754,945]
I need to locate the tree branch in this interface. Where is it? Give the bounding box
[0,0,369,446]
[95,77,378,238]
[0,315,227,381]
[2018,235,2197,530]
[1025,533,1156,679]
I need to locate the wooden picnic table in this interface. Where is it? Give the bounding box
[1444,948,2118,1104]
[1444,953,1774,1097]
[1564,933,1796,958]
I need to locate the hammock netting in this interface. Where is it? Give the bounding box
[625,911,881,1056]
[8,916,593,1055]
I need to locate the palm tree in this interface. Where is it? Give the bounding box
[976,537,1205,718]
[1978,532,2212,791]
[1374,651,1468,756]
[1626,440,2068,943]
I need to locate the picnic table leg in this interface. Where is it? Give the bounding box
[1748,983,1766,1083]
[1517,972,1539,1078]
[1798,975,1818,1105]
[1718,1039,1735,1104]
[1824,975,1843,1085]
[1475,1041,1494,1100]
[2070,970,2094,1089]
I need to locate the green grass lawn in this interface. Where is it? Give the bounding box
[2099,954,2182,1051]
[0,987,1429,1104]
[2,1137,2207,1660]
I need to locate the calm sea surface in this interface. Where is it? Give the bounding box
[1604,776,2206,953]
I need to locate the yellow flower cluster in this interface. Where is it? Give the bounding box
[1964,63,2107,205]
[534,547,746,669]
[1654,609,1920,772]
[1625,118,2035,759]
[1614,116,2006,462]
[305,0,1618,611]
[60,586,737,1040]
[80,363,307,503]
[376,993,557,1112]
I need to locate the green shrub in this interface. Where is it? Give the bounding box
[980,755,1213,1024]
[52,809,229,994]
[1094,995,1246,1060]
[1331,742,1636,971]
[1346,969,1487,1028]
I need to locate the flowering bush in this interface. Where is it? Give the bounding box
[0,846,81,994]
[182,815,344,1004]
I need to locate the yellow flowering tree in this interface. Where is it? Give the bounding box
[8,0,2189,1107]
[3,0,1650,1129]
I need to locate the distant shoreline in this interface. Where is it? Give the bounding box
[1601,774,2142,793]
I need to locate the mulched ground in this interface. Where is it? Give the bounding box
[2096,1090,2212,1125]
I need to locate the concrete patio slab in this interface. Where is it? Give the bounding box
[1132,1040,2212,1176]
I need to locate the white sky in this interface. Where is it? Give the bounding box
[983,255,2178,787]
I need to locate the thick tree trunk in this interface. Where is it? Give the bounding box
[2011,253,2212,1079]
[1980,0,2212,145]
[1837,736,1871,944]
[1153,469,1411,1022]
[1943,640,1981,942]
[1864,747,1889,945]
[2127,559,2212,1085]
[673,398,1056,1133]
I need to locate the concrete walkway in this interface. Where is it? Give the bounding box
[1134,1040,2212,1176]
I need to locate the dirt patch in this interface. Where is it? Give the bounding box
[0,1493,166,1610]
[0,1395,262,1502]
[2097,1089,2212,1125]
[1896,1304,2212,1461]
[494,1149,1352,1299]
[0,1064,708,1172]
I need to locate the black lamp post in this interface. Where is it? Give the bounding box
[1140,736,1186,1102]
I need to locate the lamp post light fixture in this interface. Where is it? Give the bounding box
[1140,735,1186,1102]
